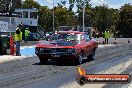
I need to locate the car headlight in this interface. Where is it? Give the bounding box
[39,48,43,51]
[35,48,45,52]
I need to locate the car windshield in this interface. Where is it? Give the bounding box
[49,33,81,41]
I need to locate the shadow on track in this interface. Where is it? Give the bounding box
[33,58,95,66]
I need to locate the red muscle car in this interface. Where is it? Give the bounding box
[35,31,98,64]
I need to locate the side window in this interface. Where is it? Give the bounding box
[30,12,37,19]
[84,34,90,41]
[23,11,28,18]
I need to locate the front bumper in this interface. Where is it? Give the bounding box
[36,52,78,61]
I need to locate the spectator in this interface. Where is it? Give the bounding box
[15,26,22,56]
[25,28,30,43]
[104,30,110,44]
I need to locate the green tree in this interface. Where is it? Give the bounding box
[69,0,91,27]
[69,0,90,12]
[38,6,52,31]
[54,6,66,27]
[57,0,67,8]
[54,6,74,27]
[0,0,6,12]
[0,0,22,12]
[91,5,116,32]
[22,0,41,9]
[116,3,132,37]
[12,0,22,9]
[61,0,66,6]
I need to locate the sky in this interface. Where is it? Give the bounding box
[34,0,132,11]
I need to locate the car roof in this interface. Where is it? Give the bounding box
[56,31,84,34]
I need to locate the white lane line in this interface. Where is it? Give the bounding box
[98,44,117,48]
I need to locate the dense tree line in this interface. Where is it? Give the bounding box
[0,0,22,12]
[0,0,131,37]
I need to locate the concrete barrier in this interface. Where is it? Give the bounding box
[96,38,132,44]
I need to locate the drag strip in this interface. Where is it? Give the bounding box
[19,44,132,88]
[0,44,131,88]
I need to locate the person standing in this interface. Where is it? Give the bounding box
[25,28,30,43]
[104,30,110,44]
[15,27,22,56]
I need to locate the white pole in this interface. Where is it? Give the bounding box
[83,0,85,32]
[10,0,13,36]
[53,0,55,31]
[10,17,12,36]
